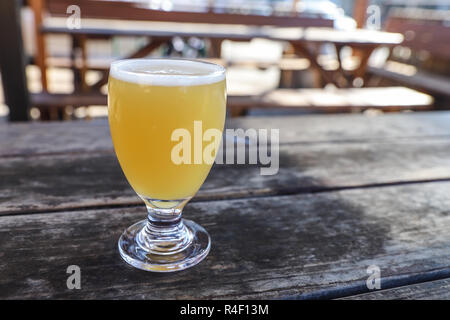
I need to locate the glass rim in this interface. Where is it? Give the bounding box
[109,58,226,86]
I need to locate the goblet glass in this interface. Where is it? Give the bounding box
[108,58,226,272]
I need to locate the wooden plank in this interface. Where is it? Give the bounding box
[231,87,434,112]
[0,119,112,157]
[386,7,449,24]
[385,16,450,59]
[31,92,107,107]
[341,278,450,300]
[40,25,266,42]
[0,0,31,121]
[2,135,450,215]
[368,65,450,98]
[46,57,311,72]
[31,87,433,113]
[0,181,449,299]
[2,112,450,215]
[44,0,334,28]
[42,25,403,47]
[3,112,450,157]
[31,87,434,114]
[269,27,403,46]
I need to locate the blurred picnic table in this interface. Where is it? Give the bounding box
[1,111,450,299]
[32,0,403,98]
[33,19,404,117]
[41,23,403,90]
[1,0,407,121]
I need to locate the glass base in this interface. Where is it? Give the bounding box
[118,219,211,272]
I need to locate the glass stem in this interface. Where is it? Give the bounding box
[136,197,193,254]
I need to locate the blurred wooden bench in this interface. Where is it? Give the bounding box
[46,56,310,73]
[227,86,433,116]
[32,86,433,118]
[368,10,450,101]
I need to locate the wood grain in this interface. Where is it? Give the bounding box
[2,112,450,157]
[2,112,450,299]
[0,182,449,299]
[2,138,450,215]
[341,278,450,300]
[2,112,450,215]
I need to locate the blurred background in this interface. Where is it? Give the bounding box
[0,0,449,121]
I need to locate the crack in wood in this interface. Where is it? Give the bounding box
[2,177,450,217]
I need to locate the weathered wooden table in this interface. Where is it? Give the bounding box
[1,111,450,299]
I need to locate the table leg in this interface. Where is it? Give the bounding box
[352,45,376,86]
[71,35,83,93]
[209,39,223,58]
[291,41,342,88]
[333,44,377,88]
[29,0,48,91]
[79,35,88,92]
[333,43,351,88]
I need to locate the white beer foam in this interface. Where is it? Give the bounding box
[109,59,225,86]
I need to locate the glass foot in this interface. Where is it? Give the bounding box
[118,219,211,272]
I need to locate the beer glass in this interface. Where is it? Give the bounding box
[108,59,226,271]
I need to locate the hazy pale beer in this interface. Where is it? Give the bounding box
[109,59,226,200]
[108,59,226,272]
